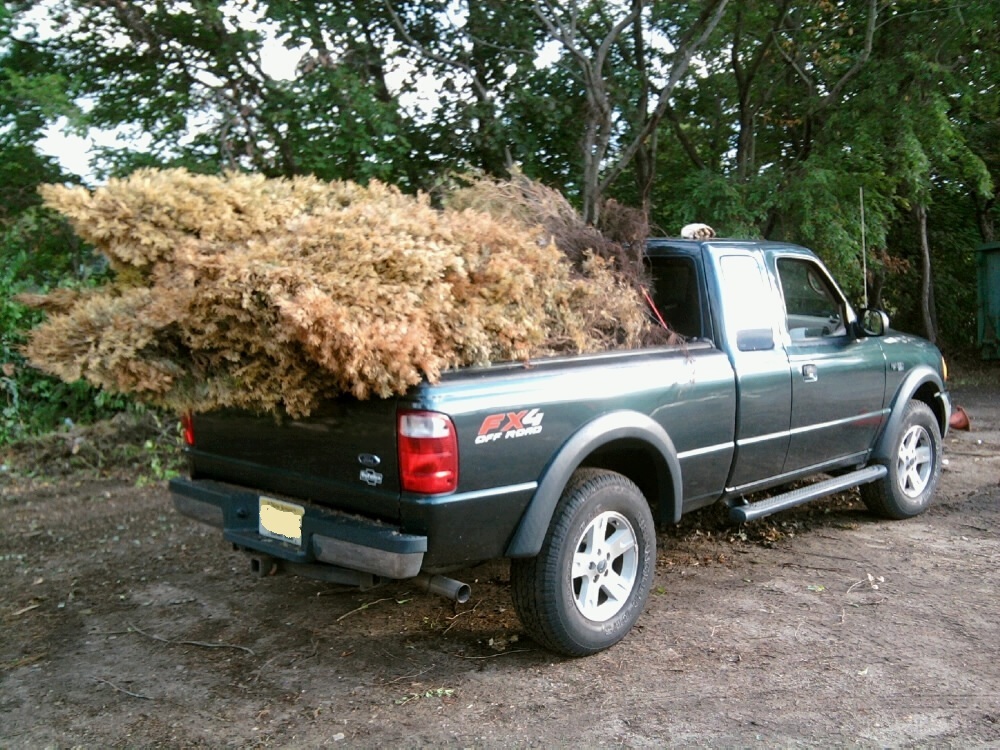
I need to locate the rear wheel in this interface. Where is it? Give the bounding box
[862,400,942,519]
[511,469,655,656]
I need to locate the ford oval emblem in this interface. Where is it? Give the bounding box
[357,453,381,467]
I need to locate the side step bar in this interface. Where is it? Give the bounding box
[729,465,887,523]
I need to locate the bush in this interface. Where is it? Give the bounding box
[1,217,131,445]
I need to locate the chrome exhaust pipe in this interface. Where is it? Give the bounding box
[415,573,471,603]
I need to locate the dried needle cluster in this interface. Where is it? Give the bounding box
[26,169,652,416]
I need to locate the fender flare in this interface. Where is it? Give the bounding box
[504,410,683,559]
[871,365,949,464]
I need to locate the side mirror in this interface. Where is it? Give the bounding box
[860,308,890,337]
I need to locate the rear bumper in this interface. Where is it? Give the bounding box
[169,477,427,579]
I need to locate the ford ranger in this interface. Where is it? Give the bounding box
[170,238,951,656]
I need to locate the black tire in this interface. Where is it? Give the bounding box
[861,400,942,519]
[510,468,655,657]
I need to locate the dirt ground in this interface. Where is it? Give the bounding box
[2,369,999,748]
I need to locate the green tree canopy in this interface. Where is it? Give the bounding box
[1,0,997,355]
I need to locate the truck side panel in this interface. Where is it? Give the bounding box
[409,345,735,498]
[397,345,736,567]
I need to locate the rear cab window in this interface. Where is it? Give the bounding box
[648,255,705,340]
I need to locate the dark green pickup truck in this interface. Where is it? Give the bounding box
[170,238,951,656]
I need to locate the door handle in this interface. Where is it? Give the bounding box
[801,364,818,382]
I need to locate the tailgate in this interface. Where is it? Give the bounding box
[186,398,402,521]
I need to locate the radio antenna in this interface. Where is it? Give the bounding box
[859,186,868,309]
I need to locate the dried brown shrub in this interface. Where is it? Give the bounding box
[445,171,649,285]
[445,171,673,347]
[27,169,654,416]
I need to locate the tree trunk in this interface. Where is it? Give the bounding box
[974,193,996,243]
[631,0,654,215]
[915,204,937,344]
[572,0,730,223]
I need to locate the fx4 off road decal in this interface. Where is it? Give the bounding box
[475,408,545,444]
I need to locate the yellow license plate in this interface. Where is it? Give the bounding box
[258,496,305,546]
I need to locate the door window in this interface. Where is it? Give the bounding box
[777,258,847,340]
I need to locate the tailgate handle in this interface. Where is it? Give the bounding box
[801,363,818,382]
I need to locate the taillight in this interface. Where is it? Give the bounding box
[398,411,458,494]
[180,412,195,447]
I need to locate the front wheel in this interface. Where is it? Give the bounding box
[510,469,655,656]
[861,399,942,519]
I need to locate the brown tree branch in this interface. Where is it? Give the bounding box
[383,0,493,103]
[598,0,730,197]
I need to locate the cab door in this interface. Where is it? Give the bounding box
[712,251,793,490]
[773,255,887,473]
